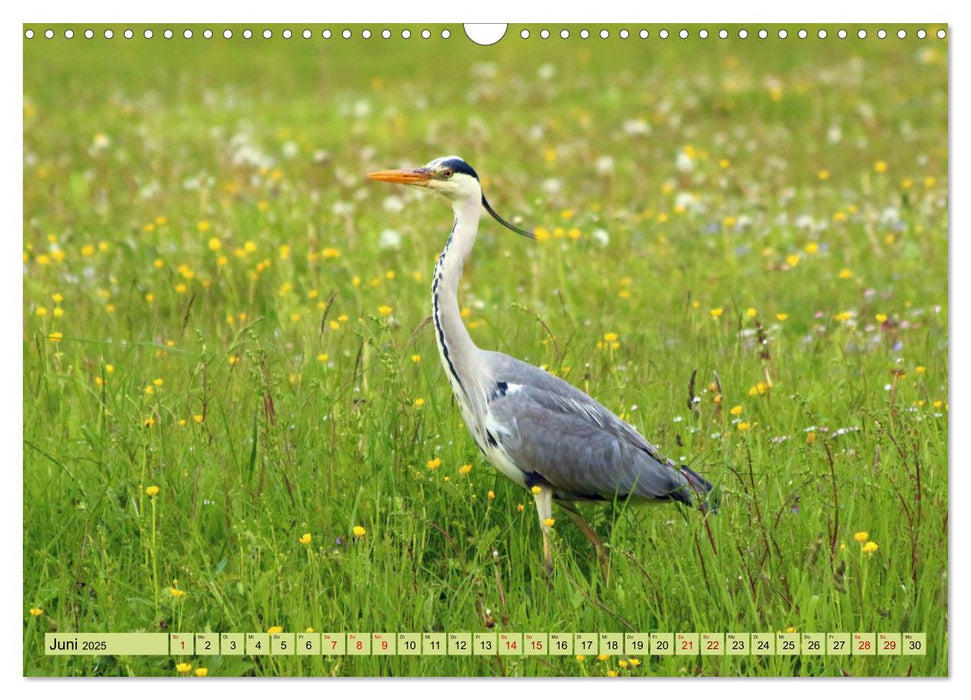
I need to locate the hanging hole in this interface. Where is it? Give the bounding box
[464,23,506,45]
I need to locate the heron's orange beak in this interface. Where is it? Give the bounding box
[367,168,432,186]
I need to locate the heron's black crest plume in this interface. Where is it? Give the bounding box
[482,195,536,239]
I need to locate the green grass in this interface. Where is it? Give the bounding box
[23,24,948,677]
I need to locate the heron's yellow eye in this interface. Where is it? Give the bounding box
[443,169,454,179]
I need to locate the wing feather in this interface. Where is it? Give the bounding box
[481,351,698,503]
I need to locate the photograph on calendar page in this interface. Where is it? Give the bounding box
[23,22,948,677]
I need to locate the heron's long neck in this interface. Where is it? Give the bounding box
[432,199,483,399]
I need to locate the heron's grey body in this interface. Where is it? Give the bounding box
[369,155,713,572]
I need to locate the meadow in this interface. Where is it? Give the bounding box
[23,24,948,676]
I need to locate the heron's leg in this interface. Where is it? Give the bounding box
[564,507,610,579]
[531,487,554,574]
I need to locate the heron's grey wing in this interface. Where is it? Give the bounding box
[482,351,677,465]
[481,352,694,503]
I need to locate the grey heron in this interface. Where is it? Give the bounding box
[368,156,714,574]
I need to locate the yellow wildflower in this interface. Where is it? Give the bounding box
[299,533,312,545]
[730,405,743,417]
[543,518,555,527]
[176,662,192,674]
[267,626,283,634]
[426,457,442,470]
[459,465,472,475]
[145,485,160,497]
[709,307,723,319]
[862,541,879,554]
[378,305,393,316]
[854,531,869,543]
[195,667,208,677]
[874,160,888,173]
[352,526,366,538]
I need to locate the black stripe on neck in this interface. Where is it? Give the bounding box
[432,227,465,395]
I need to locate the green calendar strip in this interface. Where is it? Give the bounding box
[44,631,926,657]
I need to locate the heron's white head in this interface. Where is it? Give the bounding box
[368,156,534,238]
[368,156,482,203]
